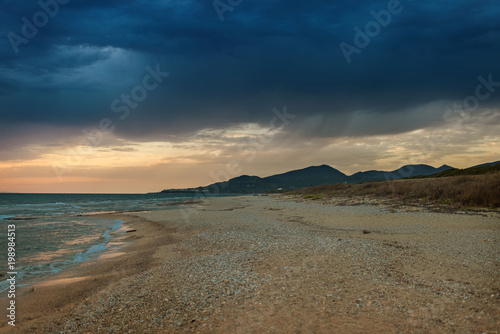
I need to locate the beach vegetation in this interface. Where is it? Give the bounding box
[292,172,500,208]
[303,194,323,200]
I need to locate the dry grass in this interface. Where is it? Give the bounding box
[291,172,500,208]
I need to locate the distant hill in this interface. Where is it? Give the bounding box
[410,161,500,179]
[174,165,349,194]
[351,164,453,183]
[265,165,347,188]
[158,162,470,194]
[158,160,499,194]
[470,160,500,168]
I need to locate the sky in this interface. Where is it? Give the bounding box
[0,0,499,193]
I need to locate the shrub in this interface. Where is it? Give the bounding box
[303,194,323,200]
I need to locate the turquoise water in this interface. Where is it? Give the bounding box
[0,193,200,291]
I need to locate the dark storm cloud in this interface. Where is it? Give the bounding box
[0,0,499,148]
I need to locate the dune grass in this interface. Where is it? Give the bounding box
[292,172,500,208]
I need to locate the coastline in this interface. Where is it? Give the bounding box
[0,212,181,333]
[1,195,499,333]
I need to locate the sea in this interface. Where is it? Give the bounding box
[0,193,204,292]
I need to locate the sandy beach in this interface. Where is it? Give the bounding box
[1,195,499,333]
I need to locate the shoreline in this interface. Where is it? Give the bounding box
[0,218,127,295]
[1,195,498,333]
[0,212,181,332]
[0,197,205,295]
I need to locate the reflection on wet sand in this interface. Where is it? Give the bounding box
[34,276,91,288]
[98,252,126,260]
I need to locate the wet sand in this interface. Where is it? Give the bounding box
[1,195,498,333]
[0,213,179,333]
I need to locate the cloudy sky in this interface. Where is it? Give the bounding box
[0,0,499,193]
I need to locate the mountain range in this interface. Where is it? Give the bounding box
[159,162,497,194]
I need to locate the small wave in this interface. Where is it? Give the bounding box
[15,202,67,207]
[76,210,119,216]
[3,216,37,221]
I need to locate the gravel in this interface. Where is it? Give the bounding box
[41,195,499,333]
